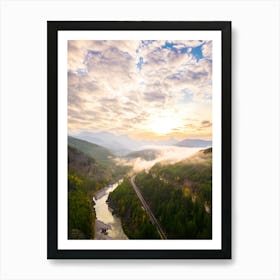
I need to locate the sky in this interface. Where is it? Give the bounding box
[68,40,212,141]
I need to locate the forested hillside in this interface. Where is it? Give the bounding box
[107,148,212,239]
[135,172,211,239]
[107,179,160,239]
[68,136,130,181]
[68,170,96,239]
[150,148,212,208]
[68,136,113,164]
[68,138,130,239]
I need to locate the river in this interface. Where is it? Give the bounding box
[93,179,128,240]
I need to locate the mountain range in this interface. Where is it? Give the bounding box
[72,131,177,155]
[70,131,212,154]
[175,139,212,148]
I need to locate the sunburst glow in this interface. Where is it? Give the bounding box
[149,116,181,135]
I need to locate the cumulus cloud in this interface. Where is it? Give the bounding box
[202,41,212,60]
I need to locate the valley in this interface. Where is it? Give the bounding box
[68,135,212,240]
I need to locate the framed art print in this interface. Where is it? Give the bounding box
[47,21,231,259]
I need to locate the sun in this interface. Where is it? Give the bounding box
[149,116,180,135]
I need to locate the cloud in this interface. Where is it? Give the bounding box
[202,41,212,60]
[201,120,212,128]
[117,145,202,172]
[143,91,167,103]
[67,40,213,139]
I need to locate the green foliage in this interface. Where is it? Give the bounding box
[107,179,160,239]
[150,149,212,205]
[135,172,212,239]
[68,170,95,239]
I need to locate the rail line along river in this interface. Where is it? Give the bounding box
[93,179,128,240]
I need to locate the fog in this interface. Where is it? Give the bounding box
[116,145,203,172]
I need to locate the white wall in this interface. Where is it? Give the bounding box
[0,1,279,279]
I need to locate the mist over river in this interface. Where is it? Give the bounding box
[117,145,203,172]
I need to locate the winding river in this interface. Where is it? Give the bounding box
[93,180,128,240]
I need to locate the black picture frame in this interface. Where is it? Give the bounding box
[47,21,231,259]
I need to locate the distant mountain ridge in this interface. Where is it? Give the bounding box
[70,132,211,152]
[72,131,178,154]
[175,139,212,148]
[75,131,138,154]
